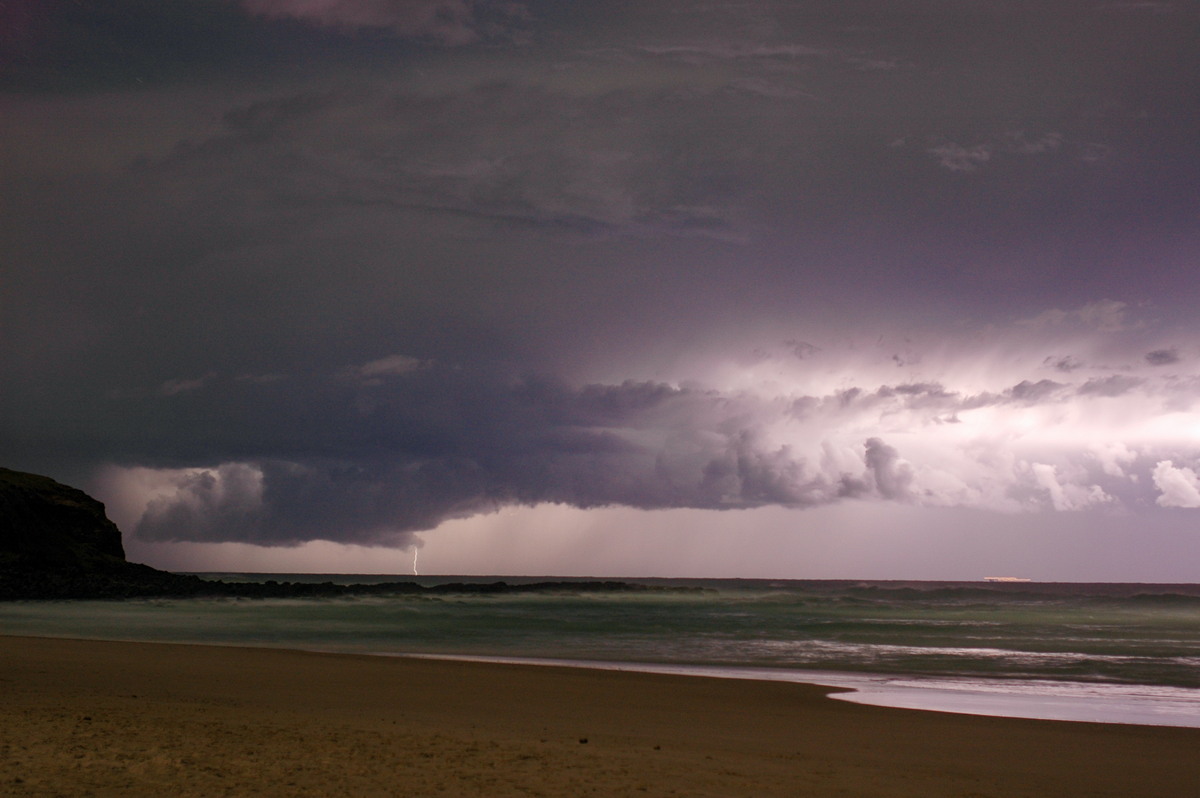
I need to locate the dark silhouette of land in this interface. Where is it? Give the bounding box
[0,466,654,600]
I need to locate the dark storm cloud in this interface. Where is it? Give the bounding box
[92,371,821,543]
[1006,379,1068,404]
[798,383,965,426]
[0,1,281,90]
[863,438,913,502]
[85,333,1195,547]
[5,0,1200,553]
[81,76,748,267]
[1044,355,1085,373]
[20,305,1200,546]
[1077,375,1144,398]
[135,462,266,542]
[86,361,1018,544]
[783,374,1158,432]
[1146,348,1181,366]
[241,0,531,45]
[0,0,535,93]
[813,380,1077,421]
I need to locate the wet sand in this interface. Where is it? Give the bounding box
[2,635,1197,796]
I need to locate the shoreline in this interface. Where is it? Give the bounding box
[391,652,1200,729]
[8,631,1200,730]
[3,635,1199,797]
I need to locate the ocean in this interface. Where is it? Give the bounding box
[3,577,1199,728]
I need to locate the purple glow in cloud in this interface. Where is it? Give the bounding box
[2,0,1199,577]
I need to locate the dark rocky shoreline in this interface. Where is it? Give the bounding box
[0,563,660,601]
[0,466,667,600]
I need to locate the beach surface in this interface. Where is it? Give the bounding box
[2,635,1197,797]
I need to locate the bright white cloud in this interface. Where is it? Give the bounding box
[1152,461,1200,508]
[94,462,266,541]
[684,302,1200,517]
[1091,441,1137,478]
[1030,462,1110,511]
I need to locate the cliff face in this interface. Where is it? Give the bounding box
[0,467,652,600]
[0,467,127,570]
[0,467,214,599]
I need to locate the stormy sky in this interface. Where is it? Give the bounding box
[3,0,1199,579]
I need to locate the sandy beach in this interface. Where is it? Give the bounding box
[2,635,1197,797]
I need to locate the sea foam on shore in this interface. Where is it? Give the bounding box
[3,576,1199,728]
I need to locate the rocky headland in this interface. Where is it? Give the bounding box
[0,466,213,599]
[0,467,657,600]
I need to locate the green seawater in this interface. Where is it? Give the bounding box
[3,578,1199,689]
